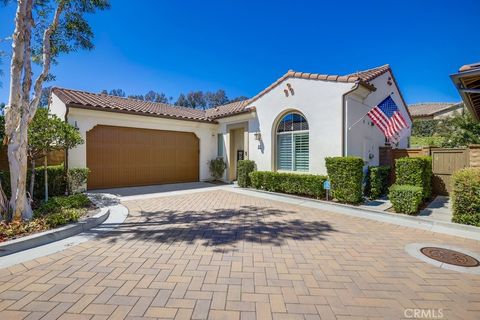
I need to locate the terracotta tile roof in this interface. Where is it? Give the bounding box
[204,99,251,119]
[459,62,480,72]
[345,64,391,82]
[408,102,462,117]
[247,64,391,105]
[52,88,252,122]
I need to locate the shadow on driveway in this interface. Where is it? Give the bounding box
[89,182,221,198]
[86,205,336,251]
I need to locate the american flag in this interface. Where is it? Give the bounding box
[367,96,409,143]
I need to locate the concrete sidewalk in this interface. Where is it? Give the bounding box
[419,196,453,223]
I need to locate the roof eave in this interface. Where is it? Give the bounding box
[450,69,480,121]
[209,108,255,120]
[67,103,218,124]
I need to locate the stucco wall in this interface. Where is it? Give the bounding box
[49,94,218,182]
[345,70,412,167]
[245,78,354,175]
[49,93,68,120]
[216,113,252,181]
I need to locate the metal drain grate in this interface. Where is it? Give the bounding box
[420,247,480,267]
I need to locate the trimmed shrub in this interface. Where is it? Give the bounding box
[366,166,390,199]
[388,184,423,215]
[395,157,432,199]
[249,171,327,198]
[451,168,480,226]
[325,157,364,204]
[67,168,90,194]
[35,194,91,217]
[208,158,227,180]
[237,160,256,187]
[0,165,89,200]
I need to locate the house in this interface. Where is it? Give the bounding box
[450,62,480,122]
[49,64,412,190]
[408,102,465,120]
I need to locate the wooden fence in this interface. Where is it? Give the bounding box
[0,147,65,172]
[380,145,480,195]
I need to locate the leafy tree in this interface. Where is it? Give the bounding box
[144,90,169,103]
[27,108,83,202]
[108,88,126,97]
[128,94,144,100]
[186,91,207,109]
[437,113,480,147]
[4,0,109,220]
[411,119,439,137]
[175,93,189,107]
[229,95,249,103]
[205,89,229,108]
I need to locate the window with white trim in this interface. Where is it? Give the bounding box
[276,112,309,172]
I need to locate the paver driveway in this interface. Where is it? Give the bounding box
[1,189,479,320]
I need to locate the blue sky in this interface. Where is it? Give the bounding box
[0,0,479,104]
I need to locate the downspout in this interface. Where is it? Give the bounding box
[341,83,360,157]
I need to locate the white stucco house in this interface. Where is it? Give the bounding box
[49,64,412,190]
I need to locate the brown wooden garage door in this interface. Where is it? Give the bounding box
[87,125,199,189]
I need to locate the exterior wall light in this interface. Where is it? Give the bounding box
[254,132,262,141]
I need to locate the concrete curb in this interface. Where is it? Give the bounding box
[0,195,128,270]
[228,186,480,241]
[0,207,110,257]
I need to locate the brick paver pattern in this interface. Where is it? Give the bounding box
[1,190,479,319]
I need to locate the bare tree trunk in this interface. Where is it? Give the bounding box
[5,0,62,220]
[44,155,48,202]
[5,0,28,220]
[29,158,35,200]
[7,121,33,220]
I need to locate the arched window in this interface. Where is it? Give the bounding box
[276,112,309,171]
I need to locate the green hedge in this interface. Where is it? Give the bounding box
[208,158,227,180]
[0,165,89,200]
[451,168,480,226]
[395,157,432,199]
[237,160,256,187]
[388,184,423,215]
[249,171,327,198]
[325,157,364,204]
[366,166,391,199]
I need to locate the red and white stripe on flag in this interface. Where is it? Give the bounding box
[367,107,408,143]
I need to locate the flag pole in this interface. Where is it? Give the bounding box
[348,92,395,131]
[348,112,369,130]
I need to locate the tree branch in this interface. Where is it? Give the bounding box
[5,0,28,138]
[29,2,64,119]
[21,0,33,113]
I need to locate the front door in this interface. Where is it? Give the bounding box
[229,128,245,181]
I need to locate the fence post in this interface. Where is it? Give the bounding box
[422,146,432,156]
[469,145,480,168]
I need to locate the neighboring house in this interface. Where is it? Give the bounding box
[49,64,412,189]
[408,102,465,120]
[450,62,480,122]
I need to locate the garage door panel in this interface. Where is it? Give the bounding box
[87,125,199,189]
